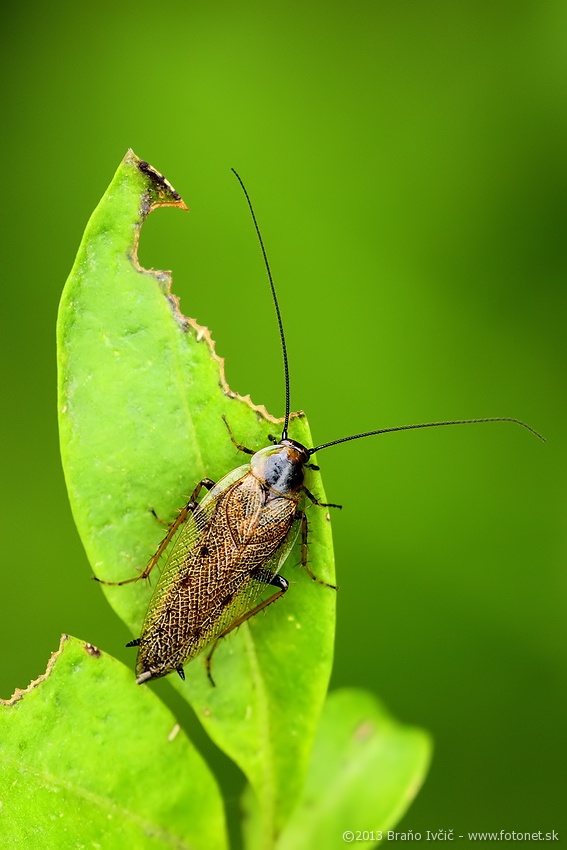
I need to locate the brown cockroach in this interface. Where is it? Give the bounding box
[96,170,542,685]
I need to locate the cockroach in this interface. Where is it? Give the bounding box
[96,170,543,685]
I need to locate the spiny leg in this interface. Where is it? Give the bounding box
[299,511,338,589]
[222,414,257,455]
[205,568,289,686]
[300,486,341,587]
[150,508,171,527]
[93,477,215,587]
[302,485,342,511]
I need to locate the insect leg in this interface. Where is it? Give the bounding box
[205,569,289,685]
[150,508,171,527]
[302,485,342,510]
[93,478,216,586]
[299,511,338,589]
[222,414,256,455]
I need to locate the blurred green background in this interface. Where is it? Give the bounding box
[1,0,565,842]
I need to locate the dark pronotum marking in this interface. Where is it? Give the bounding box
[200,545,210,557]
[137,160,182,201]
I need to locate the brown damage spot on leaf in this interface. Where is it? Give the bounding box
[137,158,185,207]
[127,149,304,428]
[185,314,304,425]
[354,719,375,743]
[0,634,69,705]
[84,642,102,658]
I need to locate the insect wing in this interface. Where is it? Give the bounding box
[136,463,302,679]
[199,510,302,652]
[141,464,251,629]
[153,464,251,587]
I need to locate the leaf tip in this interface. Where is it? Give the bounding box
[134,153,189,213]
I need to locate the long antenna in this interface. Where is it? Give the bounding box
[232,169,291,440]
[309,417,545,455]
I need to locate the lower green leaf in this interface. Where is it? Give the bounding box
[242,688,431,850]
[0,635,227,850]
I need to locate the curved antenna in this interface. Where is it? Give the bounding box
[232,169,291,440]
[309,417,545,455]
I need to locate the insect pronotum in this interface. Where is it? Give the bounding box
[96,170,543,685]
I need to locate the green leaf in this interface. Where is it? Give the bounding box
[57,150,336,844]
[243,688,432,850]
[0,635,227,849]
